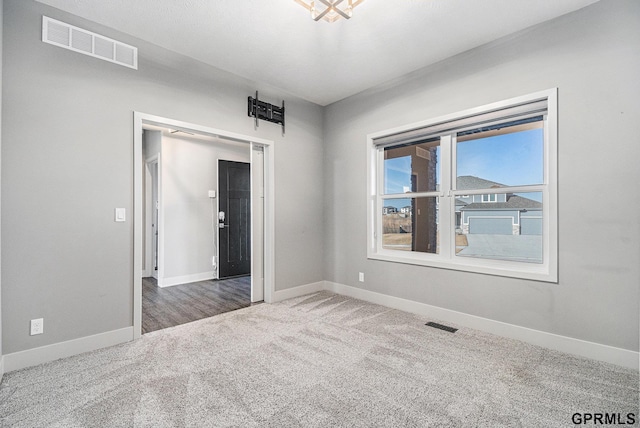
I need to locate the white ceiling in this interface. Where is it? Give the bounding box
[35,0,599,106]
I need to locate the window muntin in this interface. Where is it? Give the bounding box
[368,89,557,282]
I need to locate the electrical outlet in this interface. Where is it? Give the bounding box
[358,272,365,282]
[30,318,44,335]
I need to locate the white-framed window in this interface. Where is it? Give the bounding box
[367,89,558,282]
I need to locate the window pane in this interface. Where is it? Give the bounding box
[384,139,439,194]
[382,197,439,254]
[456,192,543,263]
[456,120,543,190]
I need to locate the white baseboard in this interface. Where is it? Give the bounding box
[324,281,639,370]
[3,282,635,373]
[158,271,214,288]
[272,281,324,302]
[3,327,133,373]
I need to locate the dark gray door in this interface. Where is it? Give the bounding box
[219,160,251,278]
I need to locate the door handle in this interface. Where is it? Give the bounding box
[219,222,228,229]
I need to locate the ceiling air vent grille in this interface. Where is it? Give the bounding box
[42,16,138,70]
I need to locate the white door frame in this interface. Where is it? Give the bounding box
[133,112,276,340]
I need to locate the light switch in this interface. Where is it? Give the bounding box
[115,208,126,222]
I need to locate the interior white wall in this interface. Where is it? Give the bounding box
[143,130,161,160]
[159,133,249,285]
[1,0,324,355]
[251,146,265,302]
[141,129,161,276]
[323,0,640,354]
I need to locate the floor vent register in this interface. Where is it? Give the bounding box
[425,321,458,333]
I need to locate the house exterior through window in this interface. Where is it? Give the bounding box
[367,89,558,282]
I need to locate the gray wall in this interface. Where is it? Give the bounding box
[1,0,324,354]
[143,130,161,161]
[323,0,640,352]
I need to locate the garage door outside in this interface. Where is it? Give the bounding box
[468,217,512,235]
[521,217,542,235]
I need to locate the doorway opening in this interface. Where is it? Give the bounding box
[133,112,274,339]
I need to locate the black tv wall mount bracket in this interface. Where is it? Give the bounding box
[248,91,285,136]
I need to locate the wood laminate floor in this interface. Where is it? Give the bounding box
[142,276,253,334]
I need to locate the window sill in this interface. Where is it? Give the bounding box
[368,250,557,283]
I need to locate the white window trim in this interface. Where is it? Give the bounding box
[367,89,558,283]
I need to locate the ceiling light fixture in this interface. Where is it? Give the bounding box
[294,0,365,23]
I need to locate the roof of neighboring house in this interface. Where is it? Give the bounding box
[463,195,542,210]
[457,175,506,190]
[456,176,541,210]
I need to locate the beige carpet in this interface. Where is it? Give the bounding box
[0,292,638,427]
